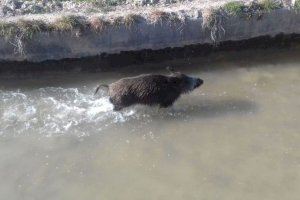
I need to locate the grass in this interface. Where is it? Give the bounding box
[0,13,144,40]
[51,15,87,32]
[149,10,183,26]
[149,10,170,24]
[111,16,124,27]
[202,8,226,42]
[0,16,88,55]
[202,0,285,43]
[202,8,218,28]
[259,0,283,12]
[294,0,300,11]
[90,17,110,32]
[223,0,282,19]
[0,0,289,55]
[16,20,48,39]
[0,20,48,41]
[244,1,264,19]
[75,0,126,8]
[0,22,18,41]
[124,14,143,29]
[223,1,246,16]
[168,12,183,24]
[0,20,48,55]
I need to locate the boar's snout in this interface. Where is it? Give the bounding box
[194,78,203,88]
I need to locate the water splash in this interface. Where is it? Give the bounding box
[0,88,137,137]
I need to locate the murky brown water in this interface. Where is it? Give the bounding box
[0,49,300,200]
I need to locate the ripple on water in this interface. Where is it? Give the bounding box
[0,87,213,137]
[0,88,137,137]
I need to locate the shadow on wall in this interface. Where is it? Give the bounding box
[1,34,300,74]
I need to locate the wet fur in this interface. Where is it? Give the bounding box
[95,72,203,111]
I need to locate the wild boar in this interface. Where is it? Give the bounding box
[95,69,203,111]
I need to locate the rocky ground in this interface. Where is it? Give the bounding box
[0,0,186,18]
[0,0,256,19]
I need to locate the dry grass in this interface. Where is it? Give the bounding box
[111,16,124,28]
[202,8,226,42]
[0,20,47,40]
[52,15,88,32]
[0,20,49,55]
[202,8,215,28]
[0,1,288,55]
[0,16,89,55]
[90,16,110,32]
[0,22,18,41]
[16,20,48,39]
[149,10,170,24]
[168,12,184,25]
[149,10,183,26]
[124,14,143,29]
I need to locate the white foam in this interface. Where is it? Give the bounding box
[0,88,137,137]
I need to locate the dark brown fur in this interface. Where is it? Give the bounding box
[95,72,203,111]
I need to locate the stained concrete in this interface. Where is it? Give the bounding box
[0,8,300,62]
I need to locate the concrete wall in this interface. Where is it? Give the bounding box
[0,8,300,62]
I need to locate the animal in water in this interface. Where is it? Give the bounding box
[94,68,203,111]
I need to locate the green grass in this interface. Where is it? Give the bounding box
[294,0,300,11]
[259,0,283,12]
[223,1,246,16]
[223,0,282,18]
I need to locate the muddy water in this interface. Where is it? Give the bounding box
[0,49,300,200]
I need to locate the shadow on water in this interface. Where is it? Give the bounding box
[135,98,258,121]
[187,99,257,118]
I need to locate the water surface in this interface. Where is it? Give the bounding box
[0,49,300,199]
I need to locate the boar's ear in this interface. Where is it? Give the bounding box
[166,66,175,74]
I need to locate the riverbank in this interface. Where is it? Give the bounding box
[1,33,300,73]
[0,0,300,62]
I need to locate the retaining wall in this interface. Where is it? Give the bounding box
[0,8,300,62]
